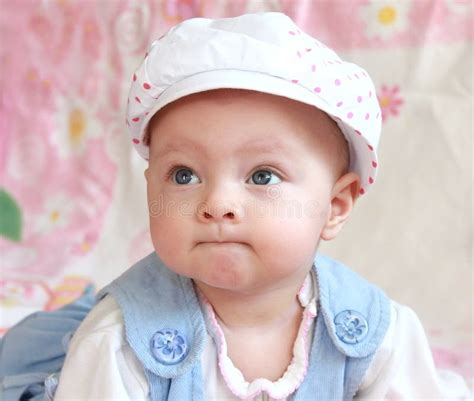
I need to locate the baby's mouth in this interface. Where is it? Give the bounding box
[199,241,244,245]
[197,241,248,247]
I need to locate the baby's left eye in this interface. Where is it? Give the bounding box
[248,169,281,185]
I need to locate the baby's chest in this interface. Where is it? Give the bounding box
[227,333,294,381]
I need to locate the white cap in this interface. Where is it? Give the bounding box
[126,12,382,194]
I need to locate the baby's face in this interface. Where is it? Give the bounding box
[145,90,348,294]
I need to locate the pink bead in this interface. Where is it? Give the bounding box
[314,87,321,93]
[335,79,341,86]
[357,96,362,103]
[337,101,343,107]
[347,112,353,119]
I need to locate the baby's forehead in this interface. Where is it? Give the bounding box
[148,89,349,176]
[149,89,341,146]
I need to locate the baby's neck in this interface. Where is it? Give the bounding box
[195,280,304,329]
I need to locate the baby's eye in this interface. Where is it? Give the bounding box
[248,169,281,185]
[171,167,200,185]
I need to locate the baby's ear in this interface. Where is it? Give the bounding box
[321,172,360,241]
[144,168,150,181]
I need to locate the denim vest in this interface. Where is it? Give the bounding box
[97,252,391,401]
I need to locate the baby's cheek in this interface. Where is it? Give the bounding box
[256,216,321,265]
[149,216,184,262]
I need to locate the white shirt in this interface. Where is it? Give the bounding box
[54,274,471,400]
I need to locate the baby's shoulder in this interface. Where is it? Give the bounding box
[72,295,125,344]
[366,300,428,372]
[385,300,427,343]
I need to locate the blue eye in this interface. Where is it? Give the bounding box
[249,169,281,185]
[172,168,200,185]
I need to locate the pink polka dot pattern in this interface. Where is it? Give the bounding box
[126,13,382,195]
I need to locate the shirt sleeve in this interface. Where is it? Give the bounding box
[54,296,149,401]
[356,302,472,400]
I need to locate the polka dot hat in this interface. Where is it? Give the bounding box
[126,12,382,195]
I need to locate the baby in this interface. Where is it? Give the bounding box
[1,12,470,401]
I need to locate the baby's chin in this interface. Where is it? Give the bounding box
[156,242,262,291]
[183,250,255,291]
[195,251,252,290]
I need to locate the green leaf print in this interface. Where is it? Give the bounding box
[0,188,22,242]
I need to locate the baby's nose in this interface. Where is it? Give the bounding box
[196,201,243,223]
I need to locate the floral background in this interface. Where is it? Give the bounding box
[0,0,472,388]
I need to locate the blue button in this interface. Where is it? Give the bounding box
[334,310,368,344]
[150,328,188,365]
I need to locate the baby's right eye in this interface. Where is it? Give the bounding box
[171,167,200,185]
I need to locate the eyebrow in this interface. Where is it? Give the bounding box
[152,140,202,160]
[235,136,294,157]
[152,135,295,160]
